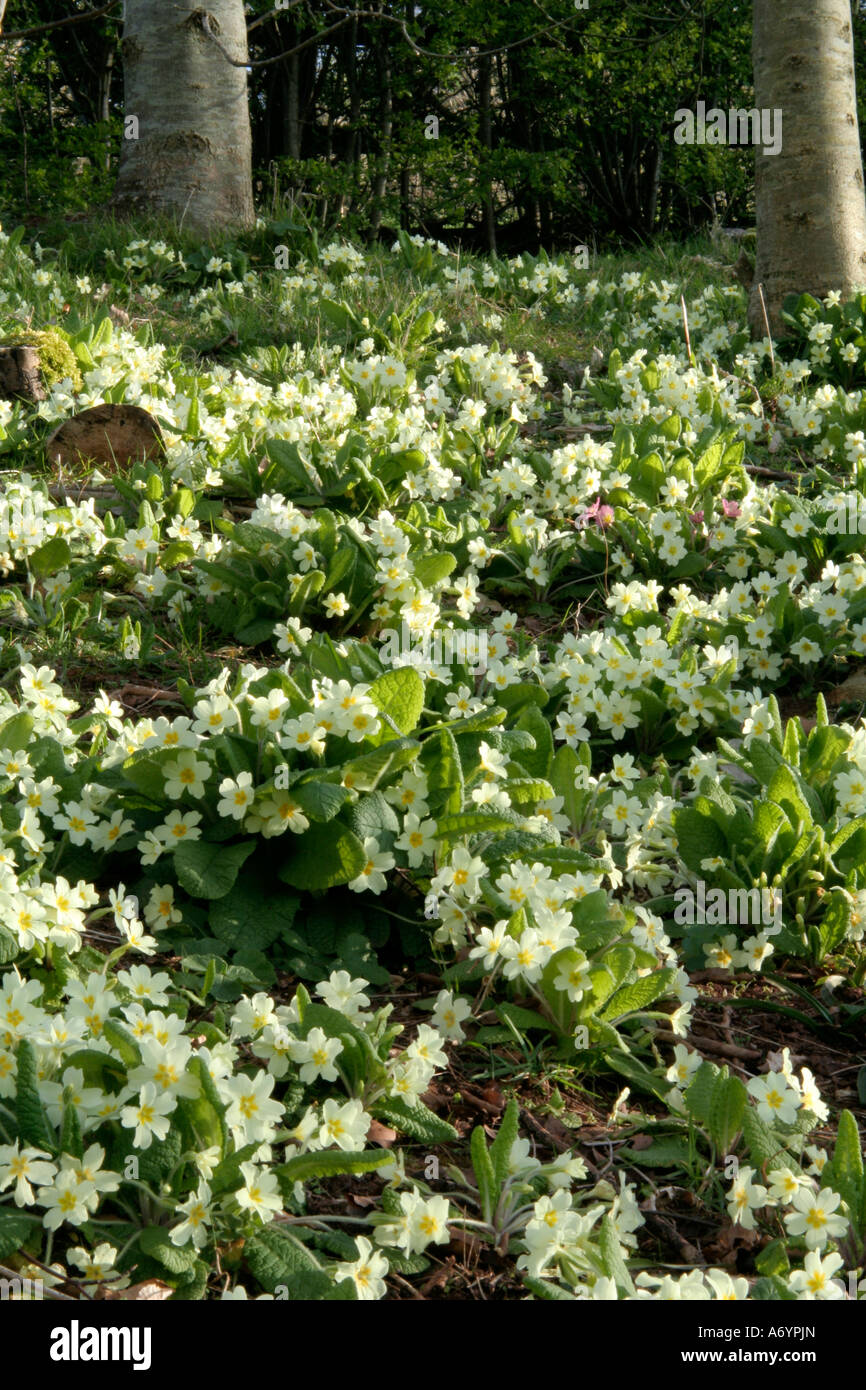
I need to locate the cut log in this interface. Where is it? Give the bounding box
[0,345,47,402]
[45,404,165,469]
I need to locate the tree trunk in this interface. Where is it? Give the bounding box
[113,0,254,233]
[98,44,115,170]
[479,52,497,256]
[400,165,411,231]
[285,48,301,161]
[369,50,393,236]
[750,0,866,336]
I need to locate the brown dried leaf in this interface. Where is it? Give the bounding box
[630,1133,654,1151]
[366,1119,397,1148]
[98,1279,174,1301]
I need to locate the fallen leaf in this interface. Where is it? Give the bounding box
[349,1193,378,1209]
[631,1133,654,1151]
[366,1119,397,1148]
[98,1279,173,1301]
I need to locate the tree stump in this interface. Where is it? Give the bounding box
[0,345,47,403]
[45,404,165,469]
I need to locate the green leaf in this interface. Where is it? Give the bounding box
[161,540,195,570]
[243,1225,321,1293]
[747,738,786,785]
[187,1055,228,1157]
[436,809,515,844]
[277,1269,357,1300]
[173,838,256,900]
[373,1097,458,1145]
[177,1082,224,1157]
[829,816,866,874]
[0,1210,39,1261]
[420,727,463,816]
[278,822,367,890]
[412,552,457,587]
[368,667,425,738]
[347,790,400,847]
[600,1212,634,1295]
[127,1126,185,1185]
[489,1098,520,1192]
[684,1060,721,1127]
[741,1105,793,1171]
[210,884,302,953]
[60,1101,84,1160]
[102,1018,142,1069]
[0,712,35,754]
[767,765,814,830]
[263,438,317,493]
[294,1002,377,1095]
[823,1110,865,1232]
[61,1047,127,1090]
[620,1137,692,1168]
[471,1123,497,1224]
[600,969,676,1022]
[138,1226,198,1275]
[0,923,19,965]
[709,1075,747,1154]
[15,1040,54,1150]
[550,745,585,833]
[495,1002,555,1035]
[602,1051,674,1102]
[522,1276,578,1300]
[751,1274,798,1301]
[276,1149,393,1188]
[341,737,421,792]
[29,536,72,578]
[288,569,325,616]
[514,703,553,779]
[755,1238,790,1278]
[171,1257,209,1301]
[672,805,728,872]
[292,779,352,823]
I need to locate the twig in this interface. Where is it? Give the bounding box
[686,1032,761,1061]
[744,463,797,481]
[756,282,776,374]
[0,1262,77,1301]
[0,2,119,40]
[680,294,693,366]
[201,11,350,69]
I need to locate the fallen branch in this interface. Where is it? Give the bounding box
[686,1032,761,1062]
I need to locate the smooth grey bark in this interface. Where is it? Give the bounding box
[750,0,866,336]
[113,0,254,232]
[479,51,496,256]
[369,49,393,236]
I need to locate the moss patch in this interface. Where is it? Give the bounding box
[3,328,82,391]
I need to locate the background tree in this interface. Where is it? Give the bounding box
[3,0,866,261]
[112,0,254,232]
[749,0,866,336]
